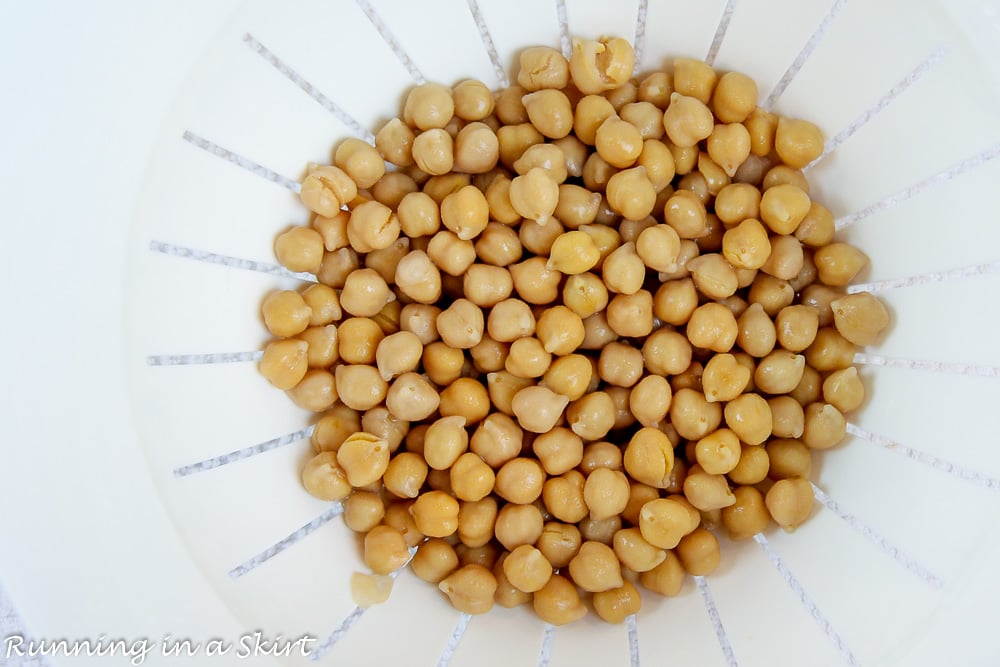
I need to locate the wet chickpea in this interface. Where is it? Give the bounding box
[596,342,642,388]
[744,107,777,157]
[814,242,868,287]
[802,402,847,450]
[638,71,673,108]
[830,293,889,346]
[774,116,824,168]
[765,477,813,529]
[651,279,696,327]
[800,285,843,328]
[795,202,835,247]
[638,497,691,549]
[634,224,681,274]
[411,538,459,584]
[626,375,672,427]
[606,166,657,221]
[639,550,685,596]
[372,171,419,210]
[710,70,758,123]
[555,184,602,229]
[790,363,822,406]
[486,371,534,417]
[364,524,412,577]
[487,298,536,343]
[510,256,561,305]
[670,388,723,442]
[596,117,644,168]
[663,93,715,147]
[771,305,819,354]
[766,439,812,480]
[495,502,545,550]
[436,298,484,349]
[262,290,312,338]
[623,427,675,488]
[509,385,568,434]
[754,350,806,394]
[663,189,708,239]
[337,317,384,365]
[259,339,309,390]
[470,412,523,468]
[514,143,569,183]
[505,337,552,378]
[409,490,460,539]
[621,102,665,141]
[748,274,795,316]
[439,378,491,425]
[411,129,454,176]
[518,46,570,91]
[301,451,352,501]
[673,57,717,104]
[686,303,738,353]
[676,527,720,575]
[702,353,751,403]
[462,265,513,309]
[375,118,416,167]
[722,392,771,446]
[606,290,654,338]
[542,470,589,524]
[727,444,770,486]
[404,82,455,130]
[559,273,607,320]
[475,222,523,267]
[422,415,469,472]
[459,497,499,548]
[496,85,529,125]
[522,89,574,139]
[453,122,500,174]
[439,564,497,615]
[470,335,510,374]
[533,574,587,625]
[455,543,500,569]
[822,366,865,413]
[584,468,630,521]
[568,541,623,592]
[426,231,475,278]
[384,500,425,548]
[768,395,804,439]
[541,354,593,403]
[546,230,601,275]
[453,79,495,121]
[579,441,624,475]
[683,470,736,511]
[530,307,584,359]
[641,328,692,376]
[636,139,677,193]
[601,242,646,295]
[759,184,810,236]
[502,544,553,594]
[687,253,739,299]
[592,580,642,625]
[805,327,856,371]
[529,427,582,476]
[286,369,337,412]
[566,391,616,440]
[519,217,564,256]
[382,451,429,499]
[613,527,666,573]
[300,165,357,218]
[706,123,751,177]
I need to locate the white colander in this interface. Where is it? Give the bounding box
[125,0,1000,665]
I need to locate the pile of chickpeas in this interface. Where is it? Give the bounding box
[258,36,890,624]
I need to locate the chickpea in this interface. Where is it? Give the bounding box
[607,290,654,338]
[300,165,357,217]
[701,353,750,403]
[569,37,634,95]
[805,327,857,371]
[822,366,865,413]
[592,580,642,625]
[628,375,672,427]
[613,527,667,572]
[496,84,529,125]
[641,328,692,376]
[638,497,691,549]
[830,292,889,346]
[568,541,623,593]
[376,118,416,167]
[663,189,708,239]
[676,527,721,576]
[517,46,570,91]
[532,427,584,476]
[579,441,624,474]
[458,497,499,548]
[774,116,824,168]
[543,471,589,524]
[439,564,497,615]
[494,502,545,550]
[505,337,552,378]
[638,71,673,108]
[364,524,412,575]
[583,468,630,521]
[533,574,587,625]
[795,202,835,248]
[686,302,738,353]
[606,166,657,221]
[546,230,601,275]
[801,402,847,450]
[639,551,685,596]
[301,451,352,501]
[722,392,771,445]
[475,222,523,267]
[754,350,806,394]
[574,95,617,145]
[411,538,459,584]
[683,470,736,511]
[566,391,616,440]
[510,256,561,305]
[765,477,814,529]
[522,89,574,139]
[259,339,309,390]
[663,93,714,148]
[470,412,523,468]
[453,79,495,121]
[536,522,583,569]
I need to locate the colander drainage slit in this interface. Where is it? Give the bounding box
[847,259,1000,294]
[846,423,1000,491]
[173,425,315,478]
[834,143,1000,230]
[704,0,738,67]
[354,0,426,84]
[537,623,555,667]
[554,0,571,61]
[804,48,948,171]
[181,130,302,193]
[242,33,375,144]
[465,0,508,87]
[228,501,344,579]
[148,240,317,283]
[761,0,847,112]
[435,612,472,667]
[753,533,861,667]
[632,0,648,72]
[694,575,738,667]
[852,352,1000,379]
[310,546,417,661]
[811,483,944,588]
[146,350,264,367]
[626,613,640,667]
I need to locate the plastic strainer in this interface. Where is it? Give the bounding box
[124,0,1000,664]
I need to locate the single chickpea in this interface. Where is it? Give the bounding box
[531,427,584,476]
[514,143,569,183]
[371,171,418,209]
[765,477,814,529]
[301,451,352,501]
[555,184,603,229]
[537,522,584,569]
[286,369,337,412]
[547,230,601,275]
[795,202,836,247]
[568,541,623,593]
[601,241,646,295]
[775,116,824,168]
[509,167,559,225]
[511,385,569,434]
[663,93,715,147]
[686,302,738,353]
[701,353,751,403]
[522,89,574,139]
[569,37,634,95]
[574,94,618,145]
[259,339,309,390]
[470,412,524,468]
[382,451,429,499]
[583,468,630,521]
[458,497,499,548]
[411,538,459,584]
[627,375,672,427]
[439,564,497,615]
[494,501,545,550]
[410,490,460,538]
[651,279,697,326]
[533,574,587,625]
[505,337,553,379]
[384,372,440,422]
[334,365,387,411]
[411,129,454,176]
[669,388,723,441]
[830,292,890,345]
[663,189,708,239]
[641,328,692,376]
[487,298,536,342]
[517,46,570,91]
[475,222,523,266]
[623,427,676,488]
[439,377,491,425]
[638,550,685,596]
[723,392,772,445]
[822,366,865,413]
[375,118,416,167]
[801,402,847,450]
[453,79,495,121]
[606,166,657,221]
[769,395,805,438]
[805,327,857,371]
[453,122,500,174]
[510,256,562,305]
[542,470,589,524]
[606,290,654,338]
[364,525,411,575]
[814,242,869,287]
[744,107,777,157]
[503,544,553,594]
[541,354,594,402]
[435,298,484,350]
[496,85,529,125]
[300,165,357,217]
[748,273,795,316]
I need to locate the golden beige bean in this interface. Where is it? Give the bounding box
[601,241,646,295]
[769,395,805,438]
[706,123,751,176]
[688,253,739,299]
[775,116,824,168]
[720,486,770,540]
[830,292,889,345]
[765,477,813,529]
[274,226,325,275]
[510,256,562,305]
[411,538,459,584]
[754,350,806,394]
[592,580,642,625]
[604,82,638,110]
[487,298,536,342]
[542,471,589,524]
[469,335,509,374]
[394,250,442,304]
[514,143,569,183]
[613,527,667,572]
[805,327,857,371]
[582,151,615,192]
[566,391,616,440]
[517,46,570,90]
[722,218,771,270]
[519,216,564,256]
[736,303,778,357]
[336,432,389,486]
[494,502,545,550]
[364,236,409,285]
[552,134,589,178]
[300,165,357,217]
[711,71,758,123]
[686,302,738,353]
[606,290,654,338]
[573,95,617,145]
[494,457,546,504]
[541,354,594,402]
[638,497,691,549]
[311,404,361,454]
[509,167,558,225]
[673,57,717,103]
[509,385,568,434]
[455,543,499,570]
[404,82,455,130]
[536,522,583,569]
[569,37,634,95]
[727,444,770,485]
[259,339,309,390]
[486,371,535,417]
[334,138,386,190]
[676,527,720,575]
[802,402,847,450]
[439,378,491,425]
[775,304,820,353]
[435,298,484,349]
[760,234,804,281]
[458,497,498,548]
[671,361,705,393]
[532,427,584,476]
[683,470,736,511]
[301,451,352,501]
[505,337,552,378]
[344,491,385,533]
[384,500,425,548]
[470,412,523,468]
[628,375,672,427]
[568,541,623,593]
[462,264,513,309]
[823,366,865,413]
[800,284,843,325]
[766,438,812,480]
[287,369,337,412]
[595,117,643,168]
[715,184,761,227]
[579,441,624,474]
[652,278,698,326]
[262,290,312,337]
[375,118,416,167]
[795,202,836,247]
[503,545,553,593]
[337,317,385,364]
[668,140,699,176]
[547,230,601,275]
[694,429,742,475]
[638,71,673,108]
[340,269,395,318]
[583,468,630,521]
[533,305,585,357]
[744,107,777,157]
[632,224,682,275]
[748,274,795,316]
[439,185,489,242]
[702,354,751,403]
[555,184,602,229]
[533,574,587,625]
[640,328,691,376]
[760,184,810,235]
[597,342,643,388]
[374,331,422,382]
[361,406,408,453]
[724,392,772,445]
[623,427,676,489]
[663,189,708,239]
[411,490,460,538]
[364,525,411,574]
[412,129,454,176]
[496,85,529,125]
[606,166,657,221]
[561,273,607,319]
[395,193,438,239]
[453,122,500,174]
[439,564,497,615]
[637,139,677,193]
[639,550,685,596]
[384,372,438,423]
[421,415,467,471]
[522,89,573,139]
[663,93,714,147]
[301,284,342,328]
[475,222,523,266]
[484,173,522,225]
[334,364,388,411]
[453,79,495,121]
[382,451,429,499]
[795,365,825,407]
[447,452,494,502]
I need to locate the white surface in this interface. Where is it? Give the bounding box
[3,1,1000,666]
